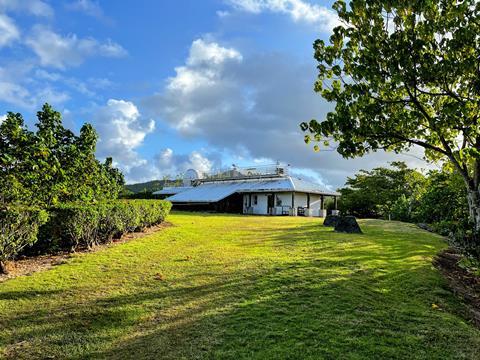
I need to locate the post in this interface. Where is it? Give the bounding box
[319,195,326,218]
[334,196,338,210]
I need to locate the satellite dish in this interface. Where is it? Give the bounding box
[183,168,199,186]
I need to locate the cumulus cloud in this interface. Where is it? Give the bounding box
[225,0,340,31]
[0,14,19,47]
[143,38,432,188]
[0,0,53,17]
[25,26,127,69]
[92,99,155,173]
[0,62,71,108]
[167,39,242,96]
[155,148,217,178]
[118,147,219,184]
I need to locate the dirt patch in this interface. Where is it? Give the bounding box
[433,248,480,327]
[0,221,173,282]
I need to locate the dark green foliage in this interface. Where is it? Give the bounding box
[340,163,468,223]
[340,162,479,258]
[0,206,48,272]
[415,170,468,224]
[121,190,157,199]
[339,162,426,220]
[301,0,480,238]
[124,180,167,194]
[37,200,171,252]
[0,104,124,207]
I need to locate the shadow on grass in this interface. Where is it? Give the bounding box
[1,217,478,359]
[0,289,63,300]
[86,262,474,359]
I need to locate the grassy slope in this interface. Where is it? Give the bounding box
[1,213,479,359]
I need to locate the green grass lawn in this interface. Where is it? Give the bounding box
[1,213,479,359]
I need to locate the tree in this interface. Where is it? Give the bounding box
[301,1,480,233]
[0,104,124,207]
[416,169,468,224]
[339,162,425,219]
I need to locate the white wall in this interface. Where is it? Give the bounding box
[294,193,308,208]
[310,194,321,211]
[243,192,325,216]
[294,193,324,217]
[242,193,269,215]
[275,193,292,207]
[243,192,293,215]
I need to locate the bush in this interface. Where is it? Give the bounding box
[448,227,480,261]
[431,220,459,237]
[36,200,171,253]
[0,206,48,273]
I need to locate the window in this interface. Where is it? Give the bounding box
[253,195,258,205]
[276,196,282,206]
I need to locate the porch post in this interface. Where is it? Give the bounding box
[291,192,296,216]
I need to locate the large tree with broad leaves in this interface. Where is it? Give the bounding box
[0,104,124,207]
[301,0,480,232]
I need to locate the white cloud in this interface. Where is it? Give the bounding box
[66,0,113,24]
[167,39,242,95]
[0,81,31,107]
[92,99,155,174]
[187,38,242,66]
[118,147,219,184]
[225,0,340,31]
[0,0,53,17]
[0,114,6,124]
[144,38,432,188]
[0,62,71,108]
[0,14,19,47]
[35,86,70,104]
[34,69,113,97]
[155,148,215,178]
[216,10,231,18]
[67,0,102,18]
[25,26,127,69]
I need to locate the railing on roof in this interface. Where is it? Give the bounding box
[198,164,289,183]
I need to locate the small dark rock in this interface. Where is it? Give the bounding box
[324,215,339,227]
[334,216,362,234]
[417,223,433,232]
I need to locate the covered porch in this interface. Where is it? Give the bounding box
[242,191,339,217]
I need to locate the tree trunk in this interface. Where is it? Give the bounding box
[467,189,480,233]
[0,260,8,275]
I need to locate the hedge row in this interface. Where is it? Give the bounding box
[0,200,171,271]
[0,207,49,273]
[39,200,172,252]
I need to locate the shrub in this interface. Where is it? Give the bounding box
[36,200,171,253]
[431,220,459,237]
[0,206,48,273]
[449,227,480,261]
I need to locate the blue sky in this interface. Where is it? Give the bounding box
[0,0,429,187]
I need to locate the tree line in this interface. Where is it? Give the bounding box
[303,0,480,262]
[1,104,124,207]
[338,162,476,258]
[0,104,171,274]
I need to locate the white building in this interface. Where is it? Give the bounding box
[153,165,339,217]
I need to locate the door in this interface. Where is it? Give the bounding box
[267,194,275,215]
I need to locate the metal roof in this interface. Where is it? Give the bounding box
[166,176,339,203]
[152,186,192,195]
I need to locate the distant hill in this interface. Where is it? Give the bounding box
[125,180,166,194]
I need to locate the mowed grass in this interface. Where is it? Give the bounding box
[1,213,480,359]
